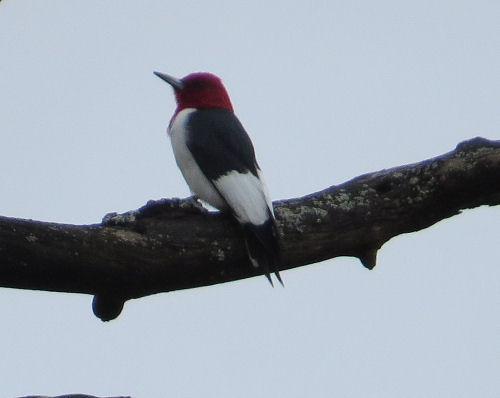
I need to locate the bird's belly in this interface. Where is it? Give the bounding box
[176,150,227,210]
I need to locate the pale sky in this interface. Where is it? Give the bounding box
[1,1,499,397]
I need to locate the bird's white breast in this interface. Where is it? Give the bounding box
[169,108,227,210]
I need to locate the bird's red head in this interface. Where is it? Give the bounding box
[154,71,234,113]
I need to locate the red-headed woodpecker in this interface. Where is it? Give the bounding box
[154,71,282,286]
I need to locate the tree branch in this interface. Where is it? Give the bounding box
[17,395,130,398]
[1,137,499,320]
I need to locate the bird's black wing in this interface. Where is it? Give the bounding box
[185,108,259,180]
[185,108,282,285]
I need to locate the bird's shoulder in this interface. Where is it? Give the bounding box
[185,108,259,179]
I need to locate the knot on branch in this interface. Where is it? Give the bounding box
[92,295,125,322]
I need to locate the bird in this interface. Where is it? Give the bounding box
[154,71,282,286]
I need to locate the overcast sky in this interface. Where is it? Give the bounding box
[1,1,499,397]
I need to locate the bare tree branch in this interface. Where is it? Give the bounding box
[1,137,499,321]
[17,395,130,398]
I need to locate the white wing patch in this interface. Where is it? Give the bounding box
[256,168,275,218]
[214,170,273,225]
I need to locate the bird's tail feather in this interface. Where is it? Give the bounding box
[243,219,283,286]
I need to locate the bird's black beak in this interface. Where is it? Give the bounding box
[154,71,184,90]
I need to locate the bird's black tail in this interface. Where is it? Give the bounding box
[242,217,283,286]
